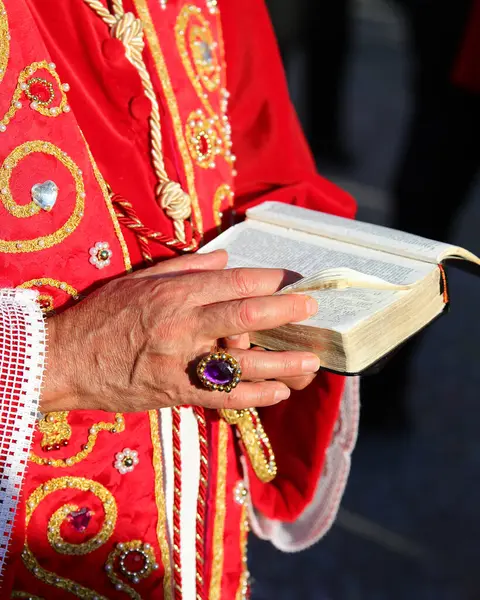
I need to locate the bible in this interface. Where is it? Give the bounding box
[201,201,480,375]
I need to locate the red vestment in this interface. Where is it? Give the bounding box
[0,1,357,598]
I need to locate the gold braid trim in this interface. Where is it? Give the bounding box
[221,409,277,483]
[209,420,228,599]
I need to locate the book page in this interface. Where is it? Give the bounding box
[247,201,455,264]
[201,221,437,333]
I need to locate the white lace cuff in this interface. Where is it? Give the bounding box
[0,288,46,579]
[249,377,360,552]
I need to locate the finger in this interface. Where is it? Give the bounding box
[171,267,300,306]
[276,373,317,390]
[130,250,228,279]
[200,294,318,339]
[199,380,291,410]
[228,349,320,380]
[223,333,250,350]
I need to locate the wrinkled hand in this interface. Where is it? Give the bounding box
[43,250,320,413]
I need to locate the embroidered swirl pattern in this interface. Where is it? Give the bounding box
[0,60,70,132]
[22,477,117,598]
[0,141,85,252]
[175,5,235,168]
[30,414,125,468]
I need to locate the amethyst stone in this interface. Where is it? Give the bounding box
[68,507,92,533]
[204,359,235,386]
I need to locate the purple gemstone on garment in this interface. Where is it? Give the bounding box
[204,359,235,385]
[68,507,92,533]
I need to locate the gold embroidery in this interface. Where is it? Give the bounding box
[104,540,159,597]
[37,411,71,451]
[0,0,9,84]
[175,5,235,168]
[176,6,219,94]
[30,414,125,468]
[132,0,203,236]
[149,410,173,600]
[84,134,132,272]
[189,21,220,93]
[0,141,85,252]
[20,278,78,297]
[209,419,228,600]
[221,409,277,483]
[0,61,70,131]
[22,476,116,599]
[212,183,234,229]
[185,109,219,169]
[12,593,45,599]
[20,278,79,314]
[235,504,250,600]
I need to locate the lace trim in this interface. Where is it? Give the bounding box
[249,377,360,552]
[0,288,46,580]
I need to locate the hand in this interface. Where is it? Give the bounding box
[42,250,320,413]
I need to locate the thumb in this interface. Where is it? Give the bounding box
[130,249,228,279]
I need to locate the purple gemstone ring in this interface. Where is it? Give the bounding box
[197,350,242,393]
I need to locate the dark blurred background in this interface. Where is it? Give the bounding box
[249,0,480,598]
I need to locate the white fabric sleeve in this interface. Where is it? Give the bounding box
[248,376,360,552]
[0,288,46,579]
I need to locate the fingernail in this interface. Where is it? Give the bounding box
[227,335,241,340]
[275,387,291,402]
[306,297,318,316]
[302,356,320,373]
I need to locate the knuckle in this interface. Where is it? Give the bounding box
[257,384,275,405]
[236,299,257,331]
[230,269,257,298]
[290,295,308,321]
[281,356,298,373]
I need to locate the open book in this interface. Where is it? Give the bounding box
[201,201,480,375]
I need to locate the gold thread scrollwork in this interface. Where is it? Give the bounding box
[22,477,116,599]
[175,5,235,168]
[37,411,72,451]
[19,278,80,314]
[0,61,70,131]
[212,183,234,230]
[0,141,85,252]
[0,141,83,219]
[0,0,9,83]
[11,593,45,599]
[188,20,220,92]
[30,414,125,468]
[220,408,277,483]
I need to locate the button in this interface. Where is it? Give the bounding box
[102,38,125,64]
[129,95,152,121]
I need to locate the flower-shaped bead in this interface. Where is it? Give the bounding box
[89,241,112,269]
[114,448,139,475]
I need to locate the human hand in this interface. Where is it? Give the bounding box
[42,250,320,413]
